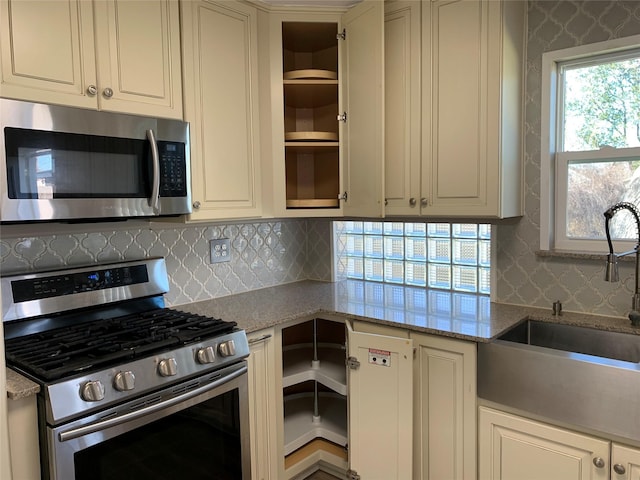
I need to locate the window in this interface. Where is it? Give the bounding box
[335,221,491,294]
[541,35,640,252]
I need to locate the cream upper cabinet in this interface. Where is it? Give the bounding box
[384,0,422,216]
[412,332,476,480]
[263,0,384,218]
[419,0,524,218]
[479,407,610,480]
[0,0,182,119]
[181,0,262,221]
[247,328,278,480]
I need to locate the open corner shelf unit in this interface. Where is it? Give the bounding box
[281,318,348,472]
[281,21,341,210]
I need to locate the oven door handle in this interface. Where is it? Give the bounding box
[58,363,247,443]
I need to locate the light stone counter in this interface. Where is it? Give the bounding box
[7,279,638,399]
[180,279,637,341]
[6,367,39,400]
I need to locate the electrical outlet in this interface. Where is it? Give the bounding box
[209,238,231,263]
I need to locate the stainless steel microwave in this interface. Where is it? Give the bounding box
[0,99,191,222]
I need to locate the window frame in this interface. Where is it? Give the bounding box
[540,34,640,253]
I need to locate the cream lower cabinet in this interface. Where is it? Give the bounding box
[479,407,610,480]
[181,0,262,221]
[612,444,640,479]
[480,407,640,480]
[412,333,476,480]
[247,328,278,480]
[7,394,40,480]
[276,318,412,479]
[0,0,182,119]
[347,321,413,480]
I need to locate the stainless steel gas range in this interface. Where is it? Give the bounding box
[2,257,251,480]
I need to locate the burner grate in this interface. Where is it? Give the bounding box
[4,308,236,381]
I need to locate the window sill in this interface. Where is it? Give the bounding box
[535,250,635,262]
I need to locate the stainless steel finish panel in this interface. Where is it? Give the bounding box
[499,319,640,363]
[47,361,251,480]
[45,329,250,424]
[0,98,191,222]
[1,257,169,323]
[478,329,640,444]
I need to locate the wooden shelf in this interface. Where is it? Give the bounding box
[283,344,347,395]
[284,438,348,471]
[285,131,338,141]
[283,392,347,456]
[286,199,340,208]
[285,142,339,148]
[284,69,337,80]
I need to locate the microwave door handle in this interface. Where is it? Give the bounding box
[146,129,160,212]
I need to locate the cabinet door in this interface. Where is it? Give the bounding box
[0,0,97,108]
[384,0,421,216]
[479,407,610,480]
[341,0,385,218]
[93,0,182,119]
[346,320,413,479]
[412,333,476,480]
[612,443,640,480]
[247,329,278,480]
[422,0,524,218]
[182,0,262,220]
[423,0,488,214]
[7,395,40,480]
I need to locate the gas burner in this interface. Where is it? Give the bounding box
[5,308,236,381]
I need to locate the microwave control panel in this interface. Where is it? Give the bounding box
[158,141,187,197]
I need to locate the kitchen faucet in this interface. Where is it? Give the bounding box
[604,201,640,326]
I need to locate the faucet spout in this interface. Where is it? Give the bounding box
[604,202,640,325]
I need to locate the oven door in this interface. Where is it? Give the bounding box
[45,362,250,480]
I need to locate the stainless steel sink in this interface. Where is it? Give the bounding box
[478,319,640,443]
[498,320,640,363]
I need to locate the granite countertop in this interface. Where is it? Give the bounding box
[6,367,39,400]
[180,279,638,341]
[7,279,638,399]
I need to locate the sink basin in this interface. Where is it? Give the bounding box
[478,319,640,443]
[498,319,640,363]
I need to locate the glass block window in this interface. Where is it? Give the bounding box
[337,221,491,294]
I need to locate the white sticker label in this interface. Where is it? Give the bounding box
[368,348,391,367]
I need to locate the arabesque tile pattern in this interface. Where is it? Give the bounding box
[496,0,640,317]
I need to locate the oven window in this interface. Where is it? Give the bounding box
[74,388,242,480]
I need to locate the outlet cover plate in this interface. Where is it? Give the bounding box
[210,238,231,263]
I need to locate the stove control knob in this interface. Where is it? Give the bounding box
[81,380,105,402]
[113,371,136,391]
[196,346,216,364]
[218,340,236,357]
[158,358,177,377]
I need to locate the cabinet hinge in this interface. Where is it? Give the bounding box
[337,111,347,123]
[346,469,360,480]
[337,28,346,40]
[347,356,360,369]
[338,191,348,202]
[413,347,417,359]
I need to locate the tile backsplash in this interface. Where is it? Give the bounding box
[495,0,640,317]
[0,219,333,307]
